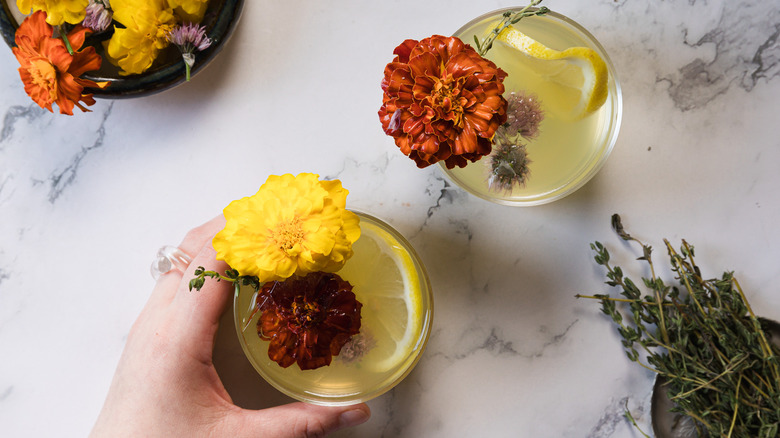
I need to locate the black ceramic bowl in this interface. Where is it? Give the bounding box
[1,0,243,98]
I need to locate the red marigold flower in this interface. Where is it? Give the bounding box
[256,272,362,370]
[378,35,509,169]
[12,10,108,115]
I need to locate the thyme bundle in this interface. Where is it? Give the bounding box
[578,215,780,437]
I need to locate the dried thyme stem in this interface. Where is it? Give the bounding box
[579,214,780,437]
[474,0,549,57]
[728,375,743,437]
[575,294,674,305]
[734,277,780,383]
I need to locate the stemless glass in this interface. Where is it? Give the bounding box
[233,211,433,405]
[440,8,622,206]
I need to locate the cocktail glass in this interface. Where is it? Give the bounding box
[233,211,433,405]
[440,7,622,206]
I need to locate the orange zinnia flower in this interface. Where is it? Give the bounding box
[13,11,107,115]
[379,35,508,169]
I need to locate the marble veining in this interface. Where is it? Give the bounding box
[44,102,114,203]
[586,396,634,438]
[423,178,457,219]
[2,0,780,437]
[0,104,47,146]
[0,268,9,295]
[372,389,402,438]
[665,3,780,110]
[412,179,468,241]
[0,174,11,206]
[434,319,579,362]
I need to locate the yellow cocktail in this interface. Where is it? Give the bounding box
[234,212,433,405]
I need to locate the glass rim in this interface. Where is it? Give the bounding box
[232,210,434,405]
[441,7,623,207]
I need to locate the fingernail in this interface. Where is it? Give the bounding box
[339,408,370,428]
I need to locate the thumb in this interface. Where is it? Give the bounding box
[239,402,370,437]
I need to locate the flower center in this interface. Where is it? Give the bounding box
[272,217,305,254]
[156,23,175,40]
[290,298,322,328]
[148,22,176,48]
[431,75,465,125]
[28,59,58,103]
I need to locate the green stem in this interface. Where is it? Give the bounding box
[733,277,780,385]
[726,374,742,437]
[575,294,676,306]
[670,355,747,400]
[623,399,652,438]
[59,28,74,55]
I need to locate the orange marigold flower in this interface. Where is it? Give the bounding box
[12,11,107,115]
[379,35,508,169]
[257,272,362,370]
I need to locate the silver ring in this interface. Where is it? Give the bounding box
[150,246,193,280]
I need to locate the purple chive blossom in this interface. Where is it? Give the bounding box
[486,131,532,193]
[338,330,376,364]
[168,23,213,52]
[83,0,113,33]
[484,90,543,191]
[505,91,544,139]
[167,23,213,81]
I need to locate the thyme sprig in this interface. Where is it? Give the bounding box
[189,268,265,332]
[577,214,780,437]
[189,266,260,294]
[473,0,550,57]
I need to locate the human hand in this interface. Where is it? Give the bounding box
[90,216,371,438]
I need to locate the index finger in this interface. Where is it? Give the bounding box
[178,215,226,261]
[147,215,227,312]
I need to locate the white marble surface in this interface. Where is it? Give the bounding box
[2,0,780,436]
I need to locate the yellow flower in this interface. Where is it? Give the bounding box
[214,174,361,283]
[167,0,209,23]
[16,0,88,25]
[105,0,177,75]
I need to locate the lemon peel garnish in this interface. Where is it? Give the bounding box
[496,26,608,119]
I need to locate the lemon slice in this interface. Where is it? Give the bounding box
[337,221,423,372]
[496,26,608,119]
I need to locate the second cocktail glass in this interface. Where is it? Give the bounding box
[440,8,622,206]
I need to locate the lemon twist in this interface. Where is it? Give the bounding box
[497,27,609,119]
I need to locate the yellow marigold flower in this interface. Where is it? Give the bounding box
[16,0,88,25]
[214,173,361,283]
[167,0,209,23]
[105,0,177,75]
